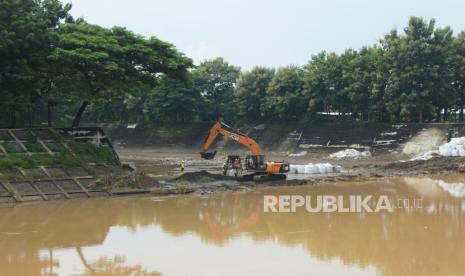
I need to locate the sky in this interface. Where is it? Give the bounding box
[68,0,465,70]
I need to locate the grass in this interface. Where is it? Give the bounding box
[0,154,54,168]
[1,142,24,153]
[24,142,46,152]
[0,143,118,169]
[68,143,118,164]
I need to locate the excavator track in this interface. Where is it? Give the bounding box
[238,173,286,182]
[253,173,286,182]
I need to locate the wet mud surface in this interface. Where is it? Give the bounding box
[117,147,465,196]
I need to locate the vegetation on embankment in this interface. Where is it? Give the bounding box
[0,143,117,169]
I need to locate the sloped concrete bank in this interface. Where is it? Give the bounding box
[103,122,465,154]
[0,128,161,204]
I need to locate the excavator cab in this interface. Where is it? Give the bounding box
[245,155,267,171]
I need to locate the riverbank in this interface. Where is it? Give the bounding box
[108,121,465,195]
[4,122,465,203]
[118,146,465,196]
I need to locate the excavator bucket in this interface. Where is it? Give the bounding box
[201,151,217,160]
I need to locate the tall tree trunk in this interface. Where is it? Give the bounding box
[436,108,442,122]
[11,111,16,128]
[72,100,89,127]
[460,91,464,122]
[76,247,95,274]
[47,100,52,127]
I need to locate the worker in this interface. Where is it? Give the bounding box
[180,160,185,173]
[223,161,228,175]
[233,158,240,177]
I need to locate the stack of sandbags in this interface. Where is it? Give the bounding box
[439,137,465,157]
[290,163,341,174]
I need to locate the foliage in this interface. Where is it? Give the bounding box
[144,76,201,123]
[0,0,71,125]
[381,17,454,122]
[265,66,305,120]
[49,22,193,126]
[1,6,465,125]
[234,67,275,122]
[193,57,240,121]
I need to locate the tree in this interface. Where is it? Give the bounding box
[265,66,304,121]
[303,52,344,116]
[381,17,454,122]
[234,67,275,122]
[0,0,71,126]
[193,57,240,121]
[49,22,192,127]
[453,32,465,121]
[342,47,385,121]
[144,76,202,123]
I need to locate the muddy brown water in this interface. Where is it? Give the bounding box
[0,175,464,276]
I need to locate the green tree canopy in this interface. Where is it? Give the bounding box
[193,57,240,121]
[382,17,454,122]
[265,66,304,121]
[234,67,275,122]
[303,52,343,115]
[49,22,193,126]
[144,76,201,124]
[452,32,465,121]
[0,0,70,125]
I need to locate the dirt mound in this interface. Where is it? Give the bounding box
[379,157,465,174]
[174,170,234,183]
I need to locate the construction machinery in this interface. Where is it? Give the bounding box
[199,122,290,181]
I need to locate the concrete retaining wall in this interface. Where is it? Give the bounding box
[0,127,146,204]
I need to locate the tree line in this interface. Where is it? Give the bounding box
[1,0,465,127]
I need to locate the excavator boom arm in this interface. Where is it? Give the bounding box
[200,122,261,159]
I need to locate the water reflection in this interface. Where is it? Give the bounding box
[0,175,464,275]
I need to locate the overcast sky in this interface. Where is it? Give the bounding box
[68,0,464,70]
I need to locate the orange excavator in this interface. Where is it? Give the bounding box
[200,122,290,181]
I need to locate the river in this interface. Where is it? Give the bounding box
[1,175,464,275]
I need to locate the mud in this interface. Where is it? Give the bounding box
[174,170,233,183]
[108,123,465,196]
[114,145,465,198]
[374,156,465,175]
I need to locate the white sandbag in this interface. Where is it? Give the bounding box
[439,137,465,157]
[289,163,341,174]
[328,149,371,160]
[288,151,308,157]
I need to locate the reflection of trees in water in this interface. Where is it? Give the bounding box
[151,185,465,276]
[75,250,160,276]
[1,181,464,276]
[0,249,58,276]
[0,198,160,276]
